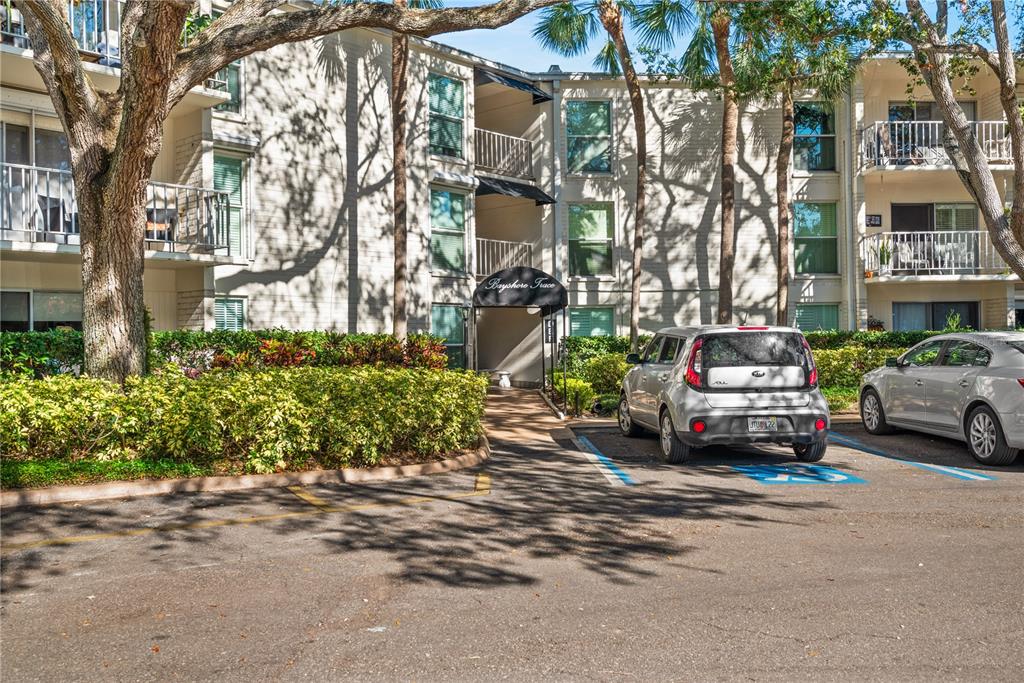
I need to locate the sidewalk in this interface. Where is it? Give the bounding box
[484,387,568,447]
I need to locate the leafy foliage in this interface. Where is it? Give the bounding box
[813,346,906,389]
[0,367,488,480]
[582,353,631,394]
[550,371,596,416]
[561,334,651,375]
[801,330,942,350]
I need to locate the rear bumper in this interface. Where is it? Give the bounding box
[677,412,829,447]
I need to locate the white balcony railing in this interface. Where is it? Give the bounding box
[1,163,240,257]
[476,237,532,276]
[863,230,1007,277]
[861,120,1012,167]
[475,129,534,179]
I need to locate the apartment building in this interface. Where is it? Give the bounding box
[2,2,1022,386]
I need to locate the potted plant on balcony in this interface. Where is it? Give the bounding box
[877,238,893,276]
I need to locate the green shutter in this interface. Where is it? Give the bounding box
[794,203,838,274]
[214,298,245,331]
[570,308,614,337]
[428,74,464,118]
[215,63,241,113]
[795,304,839,331]
[430,189,466,273]
[431,304,465,368]
[214,156,243,254]
[428,74,464,158]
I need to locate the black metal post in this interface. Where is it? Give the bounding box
[540,313,546,388]
[561,308,567,415]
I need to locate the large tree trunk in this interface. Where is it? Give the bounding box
[776,82,794,326]
[598,1,646,353]
[712,10,738,325]
[391,1,409,340]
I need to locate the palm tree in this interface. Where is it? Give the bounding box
[392,0,443,340]
[534,1,691,352]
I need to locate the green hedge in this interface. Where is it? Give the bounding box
[1,329,449,378]
[0,367,488,480]
[562,335,650,376]
[812,346,905,388]
[801,330,943,350]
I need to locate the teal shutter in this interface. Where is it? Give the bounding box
[431,304,466,368]
[214,298,245,331]
[215,62,242,113]
[214,155,244,255]
[795,304,839,331]
[428,74,464,158]
[570,308,614,337]
[793,203,838,274]
[430,189,466,273]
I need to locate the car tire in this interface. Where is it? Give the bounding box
[659,409,691,464]
[793,440,827,463]
[617,395,643,437]
[860,388,894,435]
[966,405,1018,466]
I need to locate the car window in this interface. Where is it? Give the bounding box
[658,337,682,364]
[701,332,805,368]
[643,335,664,363]
[904,340,944,367]
[942,341,990,367]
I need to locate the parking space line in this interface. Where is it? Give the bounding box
[572,435,636,486]
[828,432,996,481]
[286,486,332,510]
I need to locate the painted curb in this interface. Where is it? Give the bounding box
[0,436,490,509]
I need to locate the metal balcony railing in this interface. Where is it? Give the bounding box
[860,120,1012,167]
[863,230,1007,277]
[476,237,532,276]
[1,163,240,257]
[475,129,534,179]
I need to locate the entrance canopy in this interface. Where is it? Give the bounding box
[473,266,568,315]
[474,69,552,104]
[476,176,555,205]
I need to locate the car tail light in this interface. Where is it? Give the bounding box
[801,337,818,388]
[1017,379,1024,389]
[685,338,704,388]
[814,418,827,431]
[692,419,707,433]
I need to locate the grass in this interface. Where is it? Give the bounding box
[1,458,212,489]
[823,386,860,413]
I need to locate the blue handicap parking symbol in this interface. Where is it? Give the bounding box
[732,464,866,485]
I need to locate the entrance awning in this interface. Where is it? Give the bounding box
[474,69,552,104]
[473,266,567,315]
[476,176,555,205]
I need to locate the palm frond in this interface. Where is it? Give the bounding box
[630,0,693,51]
[592,37,622,76]
[677,15,717,88]
[532,2,600,58]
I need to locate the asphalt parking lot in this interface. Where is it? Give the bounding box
[2,413,1023,681]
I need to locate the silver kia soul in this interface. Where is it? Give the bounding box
[617,325,831,463]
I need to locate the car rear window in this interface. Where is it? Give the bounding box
[702,332,807,368]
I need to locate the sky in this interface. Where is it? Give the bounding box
[432,1,1017,76]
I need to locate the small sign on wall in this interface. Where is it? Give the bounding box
[866,214,882,227]
[544,318,556,343]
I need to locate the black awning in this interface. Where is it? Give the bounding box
[474,69,552,104]
[473,266,568,315]
[476,176,555,205]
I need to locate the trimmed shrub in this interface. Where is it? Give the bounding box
[813,346,905,389]
[801,330,942,350]
[1,330,84,379]
[582,353,630,395]
[562,335,650,376]
[550,371,596,416]
[0,367,488,476]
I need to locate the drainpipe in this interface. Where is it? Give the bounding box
[845,89,858,330]
[551,79,563,281]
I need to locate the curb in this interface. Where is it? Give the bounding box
[537,389,566,420]
[0,436,490,510]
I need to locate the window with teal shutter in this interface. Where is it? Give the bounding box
[794,102,835,171]
[569,204,614,276]
[213,155,244,256]
[795,304,839,331]
[214,298,245,331]
[215,62,242,113]
[793,202,838,274]
[566,101,611,173]
[570,308,614,337]
[428,74,464,158]
[431,304,466,368]
[430,189,466,273]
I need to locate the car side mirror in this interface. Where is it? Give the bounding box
[625,353,641,365]
[885,357,901,368]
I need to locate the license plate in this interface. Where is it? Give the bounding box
[747,417,778,432]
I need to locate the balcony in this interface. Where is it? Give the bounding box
[863,230,1009,279]
[474,129,534,180]
[1,163,244,261]
[475,237,532,277]
[861,120,1011,169]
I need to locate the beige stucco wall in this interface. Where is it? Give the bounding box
[866,280,1014,330]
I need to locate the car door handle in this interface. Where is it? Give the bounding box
[658,373,669,381]
[958,379,971,388]
[915,379,924,386]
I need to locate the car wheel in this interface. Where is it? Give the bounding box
[793,440,827,463]
[860,389,894,435]
[617,395,642,437]
[966,405,1018,466]
[659,409,691,464]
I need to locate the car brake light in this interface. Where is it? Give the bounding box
[801,337,818,387]
[814,418,827,431]
[1017,379,1024,388]
[692,420,707,433]
[737,326,769,330]
[685,338,703,388]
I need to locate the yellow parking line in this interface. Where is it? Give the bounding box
[2,472,492,553]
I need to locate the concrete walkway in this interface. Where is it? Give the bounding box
[484,387,567,447]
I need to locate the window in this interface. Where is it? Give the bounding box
[934,203,977,231]
[903,340,944,367]
[942,341,991,367]
[0,290,82,332]
[34,128,71,170]
[568,204,613,276]
[428,73,464,158]
[1,122,29,165]
[214,297,245,331]
[566,100,612,173]
[1,119,69,169]
[889,101,976,121]
[794,102,835,171]
[793,202,838,274]
[642,334,664,362]
[658,337,682,364]
[430,188,467,274]
[431,304,466,369]
[213,154,244,255]
[892,302,979,331]
[214,62,242,114]
[795,304,839,331]
[569,308,614,337]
